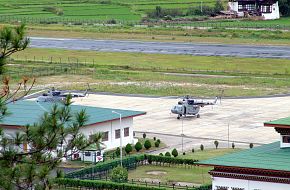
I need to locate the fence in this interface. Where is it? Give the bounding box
[63,155,204,190]
[8,56,287,77]
[1,15,290,31]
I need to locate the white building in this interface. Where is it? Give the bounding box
[0,100,145,162]
[199,116,290,190]
[228,0,280,20]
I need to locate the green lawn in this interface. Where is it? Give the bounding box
[179,148,240,160]
[7,48,290,97]
[128,148,240,185]
[128,165,211,185]
[12,48,290,76]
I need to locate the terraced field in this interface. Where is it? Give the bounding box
[0,0,215,21]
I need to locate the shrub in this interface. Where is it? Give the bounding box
[157,139,161,144]
[232,142,235,149]
[155,141,160,148]
[183,152,186,155]
[214,0,224,14]
[143,133,146,139]
[106,19,117,24]
[147,6,184,19]
[144,140,152,150]
[192,148,195,153]
[249,143,254,149]
[214,140,219,149]
[159,153,163,156]
[135,142,142,152]
[125,144,133,154]
[146,155,197,165]
[56,169,64,178]
[115,147,120,156]
[200,144,204,151]
[165,152,171,157]
[110,166,128,183]
[172,148,178,157]
[153,137,156,141]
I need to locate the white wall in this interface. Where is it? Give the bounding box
[212,177,290,190]
[1,117,137,155]
[228,2,243,16]
[80,117,137,150]
[262,2,280,20]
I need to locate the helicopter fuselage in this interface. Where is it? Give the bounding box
[171,104,200,116]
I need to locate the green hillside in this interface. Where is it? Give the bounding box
[0,0,215,21]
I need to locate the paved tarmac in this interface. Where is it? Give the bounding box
[72,94,290,149]
[30,37,290,59]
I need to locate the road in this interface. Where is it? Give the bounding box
[30,37,290,59]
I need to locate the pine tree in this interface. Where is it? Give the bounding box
[0,24,30,74]
[0,80,103,189]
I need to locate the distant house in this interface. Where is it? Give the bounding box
[199,117,290,190]
[228,0,280,20]
[0,101,145,161]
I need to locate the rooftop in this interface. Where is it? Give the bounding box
[264,117,290,128]
[0,100,145,127]
[199,142,290,172]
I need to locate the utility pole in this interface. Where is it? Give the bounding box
[201,1,203,13]
[181,117,184,153]
[227,123,230,148]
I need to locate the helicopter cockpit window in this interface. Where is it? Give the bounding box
[52,91,61,96]
[187,100,194,105]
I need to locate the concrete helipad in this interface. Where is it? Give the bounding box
[73,94,290,145]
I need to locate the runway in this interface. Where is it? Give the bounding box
[30,37,290,59]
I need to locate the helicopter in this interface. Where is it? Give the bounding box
[171,95,220,119]
[36,86,89,102]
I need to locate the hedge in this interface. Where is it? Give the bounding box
[66,154,146,178]
[55,178,166,190]
[147,155,198,165]
[55,179,211,190]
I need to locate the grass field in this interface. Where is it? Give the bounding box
[0,0,289,28]
[128,148,239,185]
[0,0,215,22]
[5,48,290,97]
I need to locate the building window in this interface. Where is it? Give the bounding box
[282,136,290,143]
[215,186,228,190]
[115,129,120,139]
[261,5,272,13]
[84,152,91,157]
[124,127,129,137]
[102,131,109,142]
[238,3,255,11]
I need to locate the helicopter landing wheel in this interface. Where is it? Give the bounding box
[197,114,200,118]
[177,115,181,120]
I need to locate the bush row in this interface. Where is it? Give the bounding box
[55,178,166,190]
[147,155,198,165]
